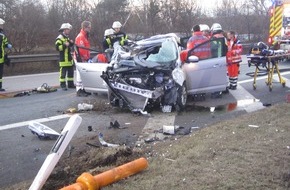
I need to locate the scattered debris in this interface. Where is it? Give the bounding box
[176,126,192,135]
[163,125,175,135]
[98,132,119,147]
[86,142,100,148]
[35,83,57,93]
[28,122,60,140]
[263,103,272,107]
[248,124,259,128]
[109,120,127,129]
[65,108,77,113]
[164,158,176,162]
[78,103,94,111]
[13,91,31,97]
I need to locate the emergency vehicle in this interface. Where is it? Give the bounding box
[268,0,290,50]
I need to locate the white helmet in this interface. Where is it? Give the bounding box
[104,28,115,36]
[211,23,222,31]
[0,18,5,25]
[112,21,122,29]
[59,23,72,32]
[199,24,210,31]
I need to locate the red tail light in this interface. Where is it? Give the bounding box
[268,36,273,45]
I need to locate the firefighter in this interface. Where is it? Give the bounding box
[200,24,211,39]
[211,23,224,38]
[226,31,243,90]
[55,23,74,91]
[111,21,128,46]
[102,28,115,50]
[210,23,227,57]
[75,21,92,97]
[0,18,12,91]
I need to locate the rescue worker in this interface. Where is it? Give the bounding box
[180,24,210,62]
[0,18,12,91]
[210,23,227,57]
[211,23,224,38]
[55,23,74,91]
[200,24,211,39]
[226,31,243,90]
[75,21,92,97]
[102,28,115,50]
[111,21,128,46]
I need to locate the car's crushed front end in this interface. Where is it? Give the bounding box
[101,34,187,114]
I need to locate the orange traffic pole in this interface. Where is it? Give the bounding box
[60,157,148,190]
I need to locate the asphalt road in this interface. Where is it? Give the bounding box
[1,59,290,188]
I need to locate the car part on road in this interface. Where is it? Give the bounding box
[98,132,119,147]
[28,122,60,140]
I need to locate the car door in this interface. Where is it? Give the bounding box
[75,62,109,93]
[182,38,228,94]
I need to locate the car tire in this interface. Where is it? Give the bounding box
[176,82,187,111]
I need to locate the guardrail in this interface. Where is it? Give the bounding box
[10,54,59,63]
[9,43,252,63]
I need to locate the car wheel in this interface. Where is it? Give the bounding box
[176,82,187,111]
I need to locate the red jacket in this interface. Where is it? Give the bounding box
[226,38,242,64]
[75,29,90,62]
[186,31,211,60]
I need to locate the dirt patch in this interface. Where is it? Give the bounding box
[5,103,290,190]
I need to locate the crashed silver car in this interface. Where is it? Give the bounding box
[75,33,228,113]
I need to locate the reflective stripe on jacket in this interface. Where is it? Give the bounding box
[55,34,73,67]
[0,30,8,64]
[113,31,128,46]
[187,31,211,59]
[226,39,243,64]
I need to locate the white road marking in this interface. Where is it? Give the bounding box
[229,84,265,113]
[0,114,72,131]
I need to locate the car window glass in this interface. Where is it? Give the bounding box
[146,39,177,64]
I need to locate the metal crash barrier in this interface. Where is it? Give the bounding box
[247,50,290,91]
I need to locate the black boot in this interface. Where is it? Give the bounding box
[0,82,5,91]
[60,82,67,91]
[68,81,76,88]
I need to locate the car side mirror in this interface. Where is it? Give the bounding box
[187,55,199,63]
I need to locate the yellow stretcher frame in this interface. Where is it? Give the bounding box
[247,53,289,91]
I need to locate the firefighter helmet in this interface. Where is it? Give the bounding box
[59,23,72,32]
[199,24,210,31]
[211,23,222,31]
[104,28,115,36]
[112,21,122,29]
[0,18,5,25]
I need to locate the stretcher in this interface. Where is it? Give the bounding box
[247,50,290,91]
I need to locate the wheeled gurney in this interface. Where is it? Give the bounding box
[247,50,290,91]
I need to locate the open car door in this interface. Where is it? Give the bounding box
[182,37,228,95]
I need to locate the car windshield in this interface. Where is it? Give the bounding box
[146,39,177,64]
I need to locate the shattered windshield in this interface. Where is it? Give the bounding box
[146,39,177,64]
